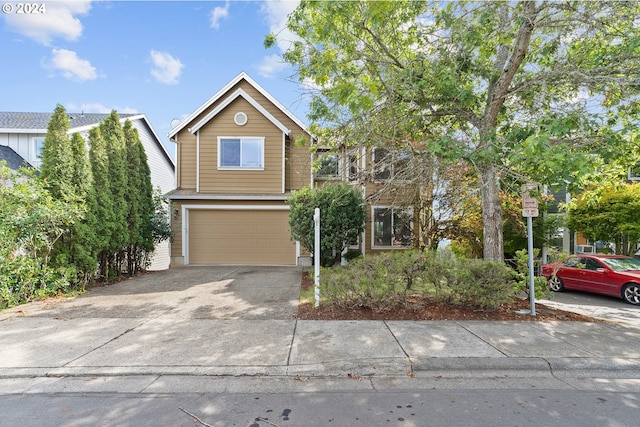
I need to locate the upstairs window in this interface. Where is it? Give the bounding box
[348,152,361,182]
[34,137,45,158]
[373,148,410,181]
[315,152,340,179]
[218,137,264,169]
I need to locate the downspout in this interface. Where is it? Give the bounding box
[282,132,286,194]
[196,130,200,193]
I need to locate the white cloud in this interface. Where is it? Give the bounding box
[46,48,97,82]
[149,50,184,85]
[67,103,139,115]
[256,1,300,77]
[3,1,92,45]
[209,1,230,29]
[256,54,289,78]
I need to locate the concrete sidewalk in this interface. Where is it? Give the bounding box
[1,266,639,394]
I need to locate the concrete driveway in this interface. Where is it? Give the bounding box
[0,266,302,321]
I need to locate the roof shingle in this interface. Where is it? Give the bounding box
[0,112,136,131]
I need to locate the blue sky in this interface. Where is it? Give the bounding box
[0,0,309,158]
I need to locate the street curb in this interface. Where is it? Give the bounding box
[2,357,638,380]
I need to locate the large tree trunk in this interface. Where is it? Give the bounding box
[480,164,503,261]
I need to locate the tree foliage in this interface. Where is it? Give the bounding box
[39,104,75,200]
[0,164,81,308]
[38,105,95,284]
[269,0,640,260]
[568,183,640,256]
[87,125,114,278]
[101,111,129,270]
[289,182,365,266]
[123,120,162,273]
[1,106,169,305]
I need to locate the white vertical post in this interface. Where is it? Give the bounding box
[527,216,536,316]
[314,207,320,307]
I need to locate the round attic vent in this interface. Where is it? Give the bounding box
[234,112,248,126]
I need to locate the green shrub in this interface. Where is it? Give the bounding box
[0,254,69,309]
[320,255,409,311]
[289,183,366,267]
[513,249,553,300]
[318,250,518,312]
[438,259,516,310]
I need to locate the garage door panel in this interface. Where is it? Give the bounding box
[188,209,295,265]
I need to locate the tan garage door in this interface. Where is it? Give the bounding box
[188,209,296,265]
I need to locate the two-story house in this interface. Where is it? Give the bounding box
[168,72,423,266]
[167,72,313,266]
[313,145,418,256]
[0,112,176,269]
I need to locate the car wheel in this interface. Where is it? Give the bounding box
[548,276,564,292]
[622,283,640,305]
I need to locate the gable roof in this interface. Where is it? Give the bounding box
[0,145,33,169]
[168,72,309,141]
[189,88,291,135]
[0,111,174,169]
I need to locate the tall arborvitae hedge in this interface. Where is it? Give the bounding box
[35,107,166,284]
[66,132,97,284]
[123,120,155,273]
[40,104,74,200]
[39,105,97,286]
[87,126,114,279]
[100,111,129,275]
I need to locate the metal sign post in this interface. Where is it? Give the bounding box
[313,207,320,307]
[522,184,538,316]
[526,215,536,316]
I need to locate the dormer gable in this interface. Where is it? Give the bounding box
[168,72,308,141]
[188,88,290,136]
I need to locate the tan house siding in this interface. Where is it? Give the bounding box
[168,73,312,266]
[176,129,197,189]
[198,97,284,194]
[288,138,312,191]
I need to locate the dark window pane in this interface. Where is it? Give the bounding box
[220,139,240,166]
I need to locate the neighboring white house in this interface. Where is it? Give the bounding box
[0,111,176,270]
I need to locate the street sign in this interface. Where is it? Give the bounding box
[521,183,539,316]
[522,184,539,217]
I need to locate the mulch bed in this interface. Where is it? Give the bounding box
[297,271,600,322]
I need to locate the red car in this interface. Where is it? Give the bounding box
[541,254,640,305]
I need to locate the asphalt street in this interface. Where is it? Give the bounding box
[0,266,639,426]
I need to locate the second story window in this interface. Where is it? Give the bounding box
[315,152,340,179]
[373,148,410,181]
[34,137,45,158]
[218,137,264,169]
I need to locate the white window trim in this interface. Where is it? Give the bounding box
[217,136,265,170]
[371,205,414,249]
[27,136,45,169]
[314,151,341,180]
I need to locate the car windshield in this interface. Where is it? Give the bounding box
[599,257,640,272]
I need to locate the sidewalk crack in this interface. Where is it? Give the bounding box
[454,320,510,357]
[383,320,414,375]
[61,320,148,367]
[285,318,298,372]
